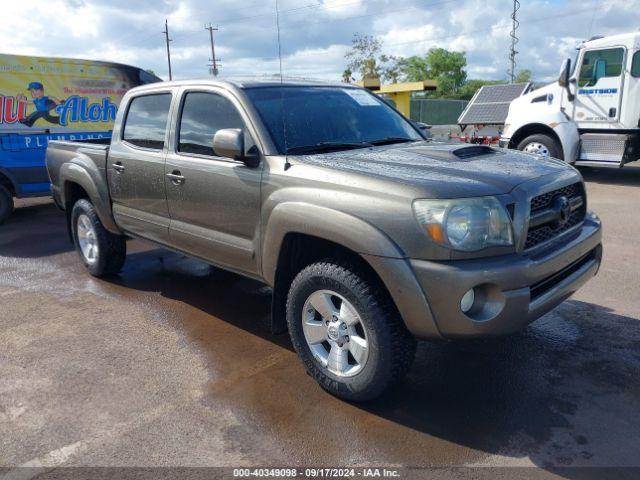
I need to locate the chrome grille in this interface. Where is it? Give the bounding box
[525,182,586,250]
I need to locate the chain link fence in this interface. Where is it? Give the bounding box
[410,99,468,125]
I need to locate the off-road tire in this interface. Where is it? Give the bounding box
[71,199,126,277]
[517,134,562,160]
[286,261,416,401]
[0,184,14,225]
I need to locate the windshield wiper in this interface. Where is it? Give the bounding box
[285,141,372,155]
[368,137,416,146]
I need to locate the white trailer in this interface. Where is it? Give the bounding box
[500,32,640,167]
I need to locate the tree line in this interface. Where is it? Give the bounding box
[343,34,532,100]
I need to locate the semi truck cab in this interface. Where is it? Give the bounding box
[501,32,640,167]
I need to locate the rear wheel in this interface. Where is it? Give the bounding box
[517,134,562,160]
[0,184,14,225]
[286,261,416,401]
[71,199,126,277]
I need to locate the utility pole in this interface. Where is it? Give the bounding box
[205,24,220,76]
[163,19,173,80]
[508,0,520,83]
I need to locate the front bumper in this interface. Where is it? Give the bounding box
[409,213,602,338]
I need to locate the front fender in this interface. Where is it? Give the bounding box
[60,161,120,234]
[552,121,580,163]
[262,202,404,284]
[262,202,441,339]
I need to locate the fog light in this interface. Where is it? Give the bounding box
[460,288,475,313]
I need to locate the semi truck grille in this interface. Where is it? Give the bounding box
[525,182,586,250]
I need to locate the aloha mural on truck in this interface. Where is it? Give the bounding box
[0,54,160,205]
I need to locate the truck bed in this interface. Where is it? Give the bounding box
[45,139,111,209]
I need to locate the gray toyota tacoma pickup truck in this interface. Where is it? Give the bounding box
[46,79,603,401]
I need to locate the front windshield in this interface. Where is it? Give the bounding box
[244,86,423,154]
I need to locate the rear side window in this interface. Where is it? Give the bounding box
[123,93,172,150]
[178,92,245,156]
[631,51,640,77]
[578,48,624,87]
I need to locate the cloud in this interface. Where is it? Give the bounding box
[0,0,638,84]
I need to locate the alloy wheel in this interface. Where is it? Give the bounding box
[302,289,369,377]
[77,214,99,265]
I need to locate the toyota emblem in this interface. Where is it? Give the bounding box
[553,195,571,227]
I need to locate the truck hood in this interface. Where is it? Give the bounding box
[294,142,576,198]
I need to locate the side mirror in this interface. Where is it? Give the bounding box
[558,58,574,101]
[212,128,259,167]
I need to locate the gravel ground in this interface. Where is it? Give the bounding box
[0,165,639,479]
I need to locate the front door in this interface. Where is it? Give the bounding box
[165,89,263,276]
[572,47,625,128]
[108,92,174,243]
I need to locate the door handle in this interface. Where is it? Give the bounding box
[166,171,185,185]
[112,162,125,173]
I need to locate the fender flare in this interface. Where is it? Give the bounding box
[262,202,441,339]
[60,161,121,234]
[262,202,404,284]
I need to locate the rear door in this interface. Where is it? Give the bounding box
[108,91,174,243]
[164,88,263,276]
[572,47,626,128]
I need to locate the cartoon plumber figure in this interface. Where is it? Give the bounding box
[19,82,65,127]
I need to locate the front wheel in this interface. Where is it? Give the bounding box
[71,199,126,277]
[286,261,416,401]
[517,134,562,160]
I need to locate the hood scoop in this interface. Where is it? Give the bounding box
[410,144,500,162]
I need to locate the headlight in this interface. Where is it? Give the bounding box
[413,197,513,251]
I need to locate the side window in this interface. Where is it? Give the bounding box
[578,48,624,87]
[631,51,640,78]
[178,92,246,156]
[122,93,172,150]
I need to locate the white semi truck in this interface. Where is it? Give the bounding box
[500,32,640,167]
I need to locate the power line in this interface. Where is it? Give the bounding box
[123,0,449,47]
[169,0,376,41]
[109,2,596,82]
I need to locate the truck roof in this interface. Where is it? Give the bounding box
[583,32,640,49]
[129,77,352,93]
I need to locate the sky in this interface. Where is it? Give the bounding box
[2,0,639,83]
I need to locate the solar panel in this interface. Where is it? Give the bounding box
[458,83,532,126]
